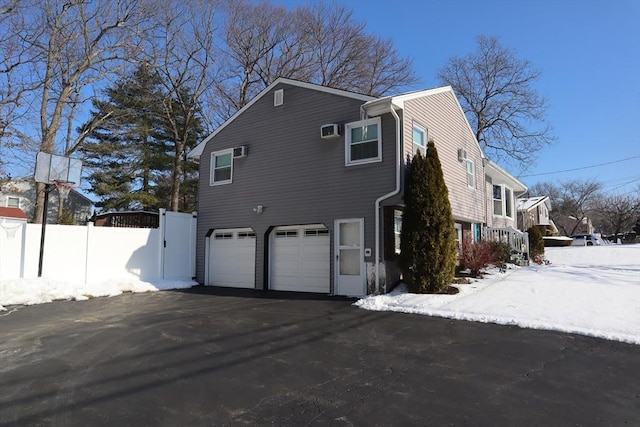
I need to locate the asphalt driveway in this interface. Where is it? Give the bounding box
[1,286,638,426]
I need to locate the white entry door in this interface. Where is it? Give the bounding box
[335,218,365,296]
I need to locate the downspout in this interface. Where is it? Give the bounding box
[374,104,402,294]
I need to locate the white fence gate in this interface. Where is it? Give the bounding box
[162,210,197,280]
[0,209,197,285]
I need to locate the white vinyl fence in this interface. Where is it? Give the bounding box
[0,209,196,285]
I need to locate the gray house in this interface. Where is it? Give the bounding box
[0,177,93,224]
[188,78,489,296]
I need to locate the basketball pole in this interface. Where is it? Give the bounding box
[38,184,54,277]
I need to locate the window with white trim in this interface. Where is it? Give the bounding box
[7,196,19,208]
[210,149,233,186]
[465,158,475,189]
[394,210,402,254]
[493,184,514,218]
[412,124,426,155]
[454,223,463,253]
[345,117,381,165]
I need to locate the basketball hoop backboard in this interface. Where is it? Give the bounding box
[34,152,82,187]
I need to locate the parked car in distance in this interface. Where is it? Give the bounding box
[570,234,602,246]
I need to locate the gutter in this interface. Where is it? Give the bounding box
[370,101,402,294]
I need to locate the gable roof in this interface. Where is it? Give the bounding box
[0,206,28,220]
[517,196,551,212]
[362,86,485,160]
[484,160,527,193]
[187,78,376,161]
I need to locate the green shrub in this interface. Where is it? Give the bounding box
[57,208,76,225]
[400,141,457,293]
[527,226,545,258]
[489,240,512,265]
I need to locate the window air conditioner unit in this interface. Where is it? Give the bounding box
[320,124,341,139]
[233,145,248,158]
[457,148,467,162]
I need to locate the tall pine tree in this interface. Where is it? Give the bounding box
[80,65,172,210]
[400,141,458,293]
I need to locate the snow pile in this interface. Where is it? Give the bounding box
[0,277,196,310]
[356,245,640,344]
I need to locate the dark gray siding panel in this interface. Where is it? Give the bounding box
[196,83,397,291]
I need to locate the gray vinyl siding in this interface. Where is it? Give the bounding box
[196,83,397,290]
[402,91,486,224]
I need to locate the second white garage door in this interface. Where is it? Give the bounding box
[270,225,330,293]
[208,228,255,288]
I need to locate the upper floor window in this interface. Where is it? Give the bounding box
[210,149,233,186]
[345,117,381,166]
[7,196,19,208]
[465,158,475,189]
[493,184,513,218]
[412,124,426,156]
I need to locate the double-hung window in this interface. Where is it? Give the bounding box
[493,184,514,218]
[210,149,233,186]
[394,210,402,254]
[345,117,382,165]
[493,185,504,216]
[466,158,475,188]
[7,196,19,208]
[412,124,426,156]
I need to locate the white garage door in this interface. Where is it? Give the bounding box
[270,225,330,293]
[208,228,255,288]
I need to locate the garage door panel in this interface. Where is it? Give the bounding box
[271,226,330,293]
[209,229,255,288]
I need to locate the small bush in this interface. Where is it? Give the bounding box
[489,240,512,266]
[57,208,76,225]
[460,237,501,277]
[527,226,545,258]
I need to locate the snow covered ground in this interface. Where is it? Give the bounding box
[356,244,640,344]
[1,245,639,345]
[0,278,196,312]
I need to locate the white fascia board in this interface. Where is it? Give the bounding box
[188,78,376,161]
[484,160,527,193]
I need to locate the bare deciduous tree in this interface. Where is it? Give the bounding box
[2,0,150,222]
[215,0,417,122]
[530,179,602,236]
[592,193,640,237]
[438,35,554,169]
[142,0,215,211]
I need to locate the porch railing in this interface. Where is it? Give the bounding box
[483,226,530,261]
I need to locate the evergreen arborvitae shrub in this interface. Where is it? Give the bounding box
[527,226,545,258]
[399,141,458,293]
[57,207,76,225]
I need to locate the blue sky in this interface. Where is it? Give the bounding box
[278,0,640,195]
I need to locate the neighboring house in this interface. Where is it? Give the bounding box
[0,177,93,224]
[188,78,496,297]
[484,160,528,230]
[517,196,552,231]
[554,214,595,236]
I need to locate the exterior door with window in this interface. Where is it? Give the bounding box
[335,218,365,296]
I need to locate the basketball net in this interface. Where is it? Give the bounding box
[52,180,74,200]
[0,221,21,240]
